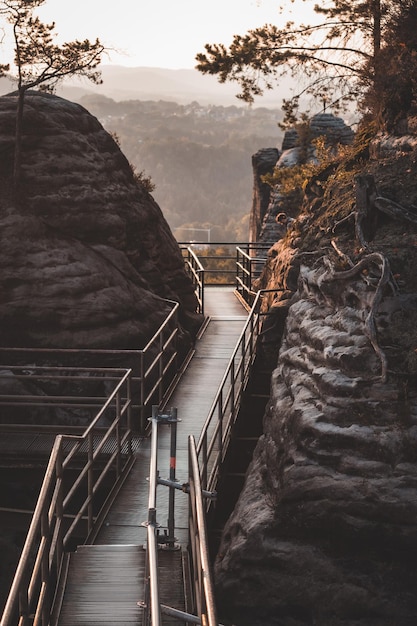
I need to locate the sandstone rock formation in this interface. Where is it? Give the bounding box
[0,91,200,352]
[251,113,355,248]
[215,127,417,624]
[249,147,280,243]
[0,91,203,430]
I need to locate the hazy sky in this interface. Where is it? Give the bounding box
[0,0,317,70]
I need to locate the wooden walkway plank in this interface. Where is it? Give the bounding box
[57,287,248,626]
[58,545,145,625]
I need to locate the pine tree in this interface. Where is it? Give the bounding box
[0,0,105,185]
[195,0,408,124]
[364,0,417,131]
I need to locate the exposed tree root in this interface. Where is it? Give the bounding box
[375,195,417,225]
[327,252,390,382]
[330,239,354,268]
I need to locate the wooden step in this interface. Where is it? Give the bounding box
[57,544,186,626]
[57,545,146,625]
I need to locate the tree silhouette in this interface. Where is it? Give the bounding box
[0,0,105,185]
[0,24,10,76]
[195,0,405,124]
[363,0,417,131]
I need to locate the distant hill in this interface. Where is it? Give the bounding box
[0,65,290,108]
[60,66,290,107]
[0,76,14,95]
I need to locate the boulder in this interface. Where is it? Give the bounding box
[0,91,201,350]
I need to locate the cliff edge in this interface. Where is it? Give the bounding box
[215,121,417,625]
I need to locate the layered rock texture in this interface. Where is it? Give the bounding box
[250,113,355,246]
[0,91,200,351]
[215,124,417,625]
[0,91,203,430]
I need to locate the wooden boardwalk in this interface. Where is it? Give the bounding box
[57,287,248,626]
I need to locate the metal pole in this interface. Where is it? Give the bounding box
[140,351,145,434]
[202,434,208,492]
[249,247,253,292]
[147,516,161,626]
[167,407,177,548]
[148,407,159,513]
[188,436,219,626]
[159,332,163,404]
[88,431,94,534]
[236,246,239,294]
[116,391,121,478]
[201,269,205,316]
[144,406,162,626]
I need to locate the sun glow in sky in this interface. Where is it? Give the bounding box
[0,0,318,69]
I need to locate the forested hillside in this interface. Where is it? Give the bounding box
[77,94,284,241]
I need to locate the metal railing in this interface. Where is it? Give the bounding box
[181,246,205,314]
[180,242,270,310]
[196,290,263,497]
[142,411,163,626]
[236,244,269,308]
[188,435,218,626]
[0,299,180,434]
[1,367,133,626]
[1,246,273,626]
[139,300,180,429]
[141,409,217,626]
[180,243,238,288]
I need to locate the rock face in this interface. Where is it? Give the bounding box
[249,147,280,243]
[215,127,417,624]
[251,114,355,247]
[0,91,200,350]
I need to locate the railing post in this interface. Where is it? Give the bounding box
[202,433,208,493]
[189,446,203,618]
[173,305,179,380]
[143,406,162,626]
[18,588,29,626]
[244,246,248,297]
[146,508,162,626]
[250,308,256,366]
[55,443,64,572]
[230,358,235,419]
[88,431,94,535]
[140,350,145,434]
[188,436,219,626]
[116,391,121,478]
[167,407,178,549]
[254,304,260,355]
[127,374,133,456]
[200,268,205,316]
[218,389,223,463]
[159,331,164,404]
[40,505,50,625]
[241,331,246,388]
[249,245,253,295]
[235,246,239,295]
